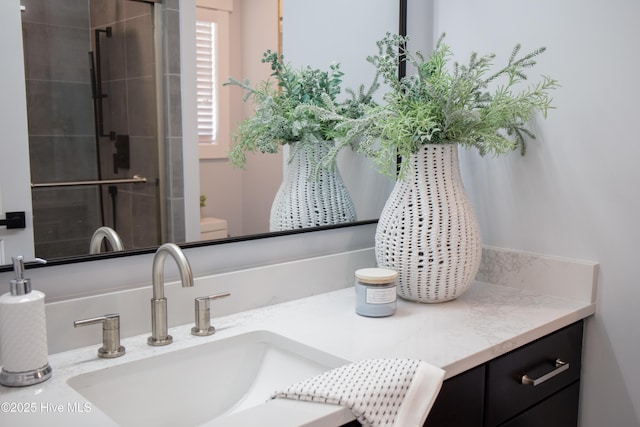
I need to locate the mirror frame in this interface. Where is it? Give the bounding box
[0,0,407,274]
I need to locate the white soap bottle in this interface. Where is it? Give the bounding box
[0,256,52,386]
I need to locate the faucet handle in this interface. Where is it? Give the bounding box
[191,292,231,336]
[74,313,126,358]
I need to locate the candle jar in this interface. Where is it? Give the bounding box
[354,268,398,317]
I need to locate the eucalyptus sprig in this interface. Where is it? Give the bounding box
[333,33,559,178]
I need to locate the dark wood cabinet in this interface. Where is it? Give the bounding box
[485,321,583,426]
[499,382,580,427]
[424,365,486,426]
[342,321,584,427]
[425,321,583,427]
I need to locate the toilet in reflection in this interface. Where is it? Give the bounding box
[199,217,228,240]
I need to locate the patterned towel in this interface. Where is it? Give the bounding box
[271,359,445,427]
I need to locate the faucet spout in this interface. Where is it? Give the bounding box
[89,226,124,254]
[148,243,194,346]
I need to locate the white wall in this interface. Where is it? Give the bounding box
[432,0,640,424]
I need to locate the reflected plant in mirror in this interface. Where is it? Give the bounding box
[224,50,378,169]
[224,50,379,231]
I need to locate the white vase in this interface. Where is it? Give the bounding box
[375,144,482,303]
[270,142,357,231]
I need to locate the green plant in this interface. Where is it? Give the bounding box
[200,195,206,208]
[313,33,559,178]
[223,50,378,170]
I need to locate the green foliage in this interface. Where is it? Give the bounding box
[329,33,559,178]
[223,50,378,170]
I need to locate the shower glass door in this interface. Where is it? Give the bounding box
[21,0,161,259]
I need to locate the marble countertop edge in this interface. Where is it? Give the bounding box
[440,303,596,379]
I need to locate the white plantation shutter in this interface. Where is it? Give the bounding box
[196,20,217,143]
[196,1,231,159]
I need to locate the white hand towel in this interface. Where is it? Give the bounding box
[272,359,445,427]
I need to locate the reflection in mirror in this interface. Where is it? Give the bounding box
[89,226,124,254]
[223,51,372,231]
[0,0,401,270]
[278,0,398,230]
[198,0,282,238]
[21,0,283,259]
[22,0,163,260]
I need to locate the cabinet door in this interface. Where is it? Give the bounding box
[485,321,583,426]
[424,365,485,427]
[499,382,580,427]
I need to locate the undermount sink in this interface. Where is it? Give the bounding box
[67,330,347,426]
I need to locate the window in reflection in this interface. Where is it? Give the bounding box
[196,0,231,159]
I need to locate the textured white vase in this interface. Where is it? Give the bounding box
[375,144,482,303]
[270,142,357,231]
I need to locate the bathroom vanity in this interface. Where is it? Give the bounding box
[0,247,597,426]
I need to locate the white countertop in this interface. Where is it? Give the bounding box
[0,280,595,427]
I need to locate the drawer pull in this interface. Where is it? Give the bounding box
[521,359,569,386]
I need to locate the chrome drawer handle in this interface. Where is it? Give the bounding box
[521,359,569,386]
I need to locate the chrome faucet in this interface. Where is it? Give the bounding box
[89,226,124,254]
[147,243,194,346]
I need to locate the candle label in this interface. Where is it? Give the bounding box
[365,286,397,304]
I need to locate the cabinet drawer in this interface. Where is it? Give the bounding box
[499,381,580,427]
[485,321,583,426]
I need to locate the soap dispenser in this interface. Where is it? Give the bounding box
[0,256,51,386]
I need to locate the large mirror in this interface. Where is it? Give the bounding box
[0,0,403,270]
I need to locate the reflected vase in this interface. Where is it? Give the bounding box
[375,144,482,303]
[270,141,357,231]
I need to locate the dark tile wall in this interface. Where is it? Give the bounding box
[91,0,161,251]
[21,0,184,258]
[159,1,185,243]
[22,0,101,259]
